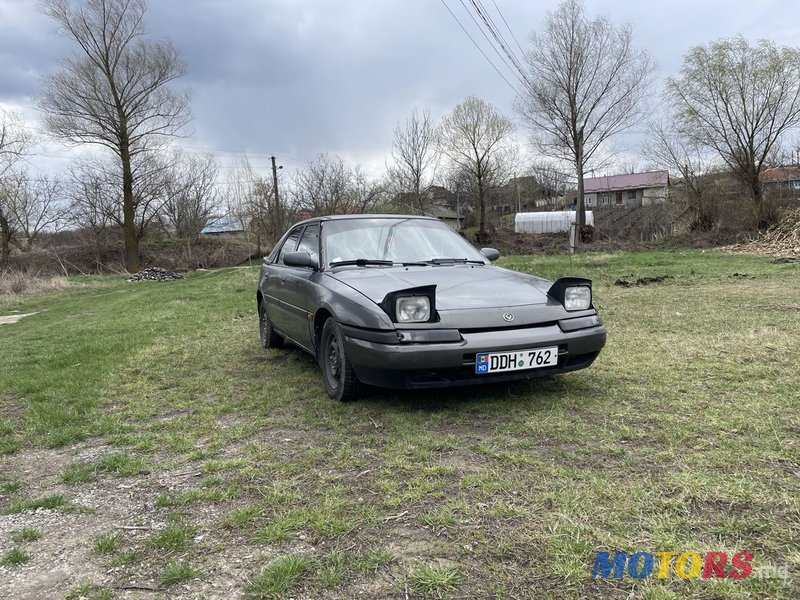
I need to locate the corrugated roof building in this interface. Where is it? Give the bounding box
[583,170,669,208]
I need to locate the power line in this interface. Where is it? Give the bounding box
[455,0,527,90]
[465,0,530,89]
[438,0,520,95]
[490,0,526,57]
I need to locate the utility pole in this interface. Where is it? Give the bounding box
[455,183,461,231]
[270,156,284,236]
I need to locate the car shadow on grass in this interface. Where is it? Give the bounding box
[258,342,591,415]
[360,377,574,412]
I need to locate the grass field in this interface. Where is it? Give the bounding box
[0,250,798,599]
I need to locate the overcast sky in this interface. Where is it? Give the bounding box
[2,0,800,179]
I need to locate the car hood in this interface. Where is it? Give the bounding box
[326,265,551,310]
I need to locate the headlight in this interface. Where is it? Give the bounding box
[564,286,591,311]
[396,296,431,322]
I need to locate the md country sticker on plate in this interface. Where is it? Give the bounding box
[475,346,558,374]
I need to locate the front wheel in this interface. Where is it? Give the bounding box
[259,302,283,349]
[319,318,362,401]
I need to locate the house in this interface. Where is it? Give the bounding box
[762,166,800,193]
[583,170,669,208]
[427,204,465,231]
[201,215,246,236]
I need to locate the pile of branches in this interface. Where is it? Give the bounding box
[127,267,183,282]
[727,209,800,256]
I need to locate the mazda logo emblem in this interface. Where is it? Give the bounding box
[502,312,515,322]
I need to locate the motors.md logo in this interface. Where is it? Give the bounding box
[592,551,753,579]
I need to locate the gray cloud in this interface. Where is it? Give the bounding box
[2,0,800,175]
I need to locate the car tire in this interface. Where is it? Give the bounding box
[259,302,283,349]
[319,318,361,401]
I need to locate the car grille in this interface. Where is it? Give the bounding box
[457,320,558,334]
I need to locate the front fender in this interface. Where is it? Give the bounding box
[315,274,395,330]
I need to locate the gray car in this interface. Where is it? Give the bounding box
[257,215,606,400]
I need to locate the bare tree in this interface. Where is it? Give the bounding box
[388,108,439,213]
[160,152,220,242]
[528,158,572,208]
[68,160,117,266]
[667,36,800,224]
[644,121,719,230]
[224,156,278,254]
[4,173,65,250]
[517,0,653,233]
[439,96,515,239]
[0,111,33,262]
[293,154,385,217]
[38,0,191,272]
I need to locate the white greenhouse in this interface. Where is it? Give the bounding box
[514,211,594,234]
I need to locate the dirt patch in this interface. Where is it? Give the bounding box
[0,312,40,326]
[613,275,672,287]
[0,444,289,600]
[773,303,800,312]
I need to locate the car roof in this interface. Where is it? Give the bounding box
[292,214,438,227]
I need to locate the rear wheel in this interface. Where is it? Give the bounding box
[259,302,283,349]
[319,318,361,401]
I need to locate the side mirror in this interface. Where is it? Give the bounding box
[480,247,500,262]
[284,251,318,269]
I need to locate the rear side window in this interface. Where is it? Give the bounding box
[277,228,302,265]
[296,224,320,264]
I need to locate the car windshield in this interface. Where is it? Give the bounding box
[323,218,486,265]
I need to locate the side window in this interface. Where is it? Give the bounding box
[277,228,302,265]
[296,224,320,264]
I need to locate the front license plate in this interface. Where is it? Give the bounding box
[475,346,558,374]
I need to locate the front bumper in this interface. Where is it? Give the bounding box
[342,323,606,389]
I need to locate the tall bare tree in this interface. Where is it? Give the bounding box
[38,0,191,272]
[517,0,653,233]
[667,36,800,224]
[388,108,439,213]
[644,121,719,230]
[0,111,32,262]
[439,96,515,239]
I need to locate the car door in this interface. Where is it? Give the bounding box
[262,226,302,336]
[278,223,320,349]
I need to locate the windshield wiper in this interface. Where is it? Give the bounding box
[329,259,394,268]
[329,259,430,268]
[427,258,486,265]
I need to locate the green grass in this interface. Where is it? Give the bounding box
[161,561,203,586]
[11,527,41,543]
[1,548,31,567]
[248,554,312,599]
[93,532,119,555]
[66,584,114,600]
[149,524,196,552]
[62,453,148,484]
[0,254,798,598]
[408,563,462,599]
[6,493,69,514]
[0,478,22,494]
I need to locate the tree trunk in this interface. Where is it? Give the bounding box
[478,178,486,237]
[748,172,765,224]
[120,145,141,273]
[576,136,586,231]
[0,210,11,263]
